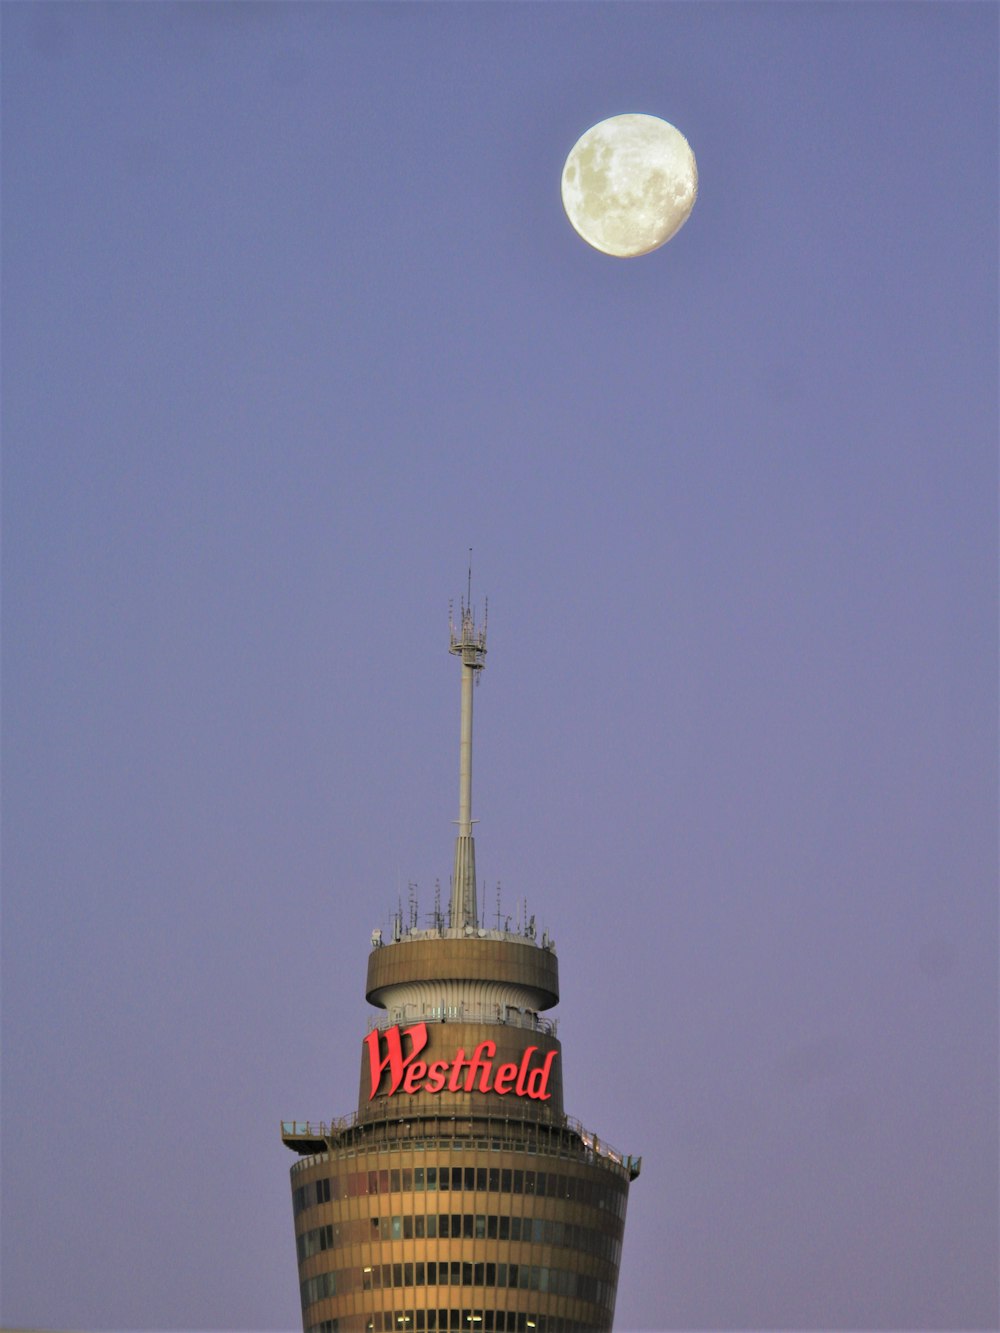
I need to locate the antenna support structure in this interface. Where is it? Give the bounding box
[448,580,487,932]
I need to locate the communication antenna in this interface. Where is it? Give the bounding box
[433,878,442,932]
[448,561,487,931]
[408,881,418,931]
[495,882,502,932]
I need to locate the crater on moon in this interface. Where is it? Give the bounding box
[562,113,698,258]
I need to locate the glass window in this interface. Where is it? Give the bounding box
[402,1168,412,1191]
[414,1168,425,1191]
[488,1168,499,1191]
[512,1171,523,1194]
[452,1167,463,1191]
[476,1168,487,1191]
[427,1167,438,1190]
[500,1170,511,1193]
[390,1169,401,1193]
[464,1167,475,1191]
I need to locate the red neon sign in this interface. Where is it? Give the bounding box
[364,1022,557,1102]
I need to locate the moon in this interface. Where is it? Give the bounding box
[561,113,698,258]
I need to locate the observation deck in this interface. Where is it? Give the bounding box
[366,931,559,1012]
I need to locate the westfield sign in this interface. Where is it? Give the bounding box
[364,1022,557,1102]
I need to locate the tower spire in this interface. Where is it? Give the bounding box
[448,560,487,930]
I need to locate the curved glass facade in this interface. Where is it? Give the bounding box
[290,1134,630,1333]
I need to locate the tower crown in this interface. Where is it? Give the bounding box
[448,594,487,669]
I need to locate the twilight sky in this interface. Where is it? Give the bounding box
[2,4,996,1332]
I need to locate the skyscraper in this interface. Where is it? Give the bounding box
[282,590,640,1333]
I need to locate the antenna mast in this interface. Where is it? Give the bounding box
[448,557,487,931]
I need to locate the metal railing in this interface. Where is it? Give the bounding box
[368,1006,557,1036]
[370,925,555,951]
[280,1110,639,1180]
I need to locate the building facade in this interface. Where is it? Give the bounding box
[282,593,640,1333]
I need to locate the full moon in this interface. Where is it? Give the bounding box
[561,113,698,258]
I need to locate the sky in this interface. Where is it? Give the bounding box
[2,4,996,1332]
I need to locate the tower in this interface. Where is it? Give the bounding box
[282,587,640,1333]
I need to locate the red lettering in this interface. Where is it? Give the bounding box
[402,1060,427,1093]
[515,1046,538,1096]
[424,1060,449,1093]
[525,1050,558,1101]
[465,1040,497,1092]
[365,1026,558,1102]
[364,1023,429,1100]
[492,1062,519,1094]
[447,1050,469,1092]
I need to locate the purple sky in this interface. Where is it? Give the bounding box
[2,4,996,1332]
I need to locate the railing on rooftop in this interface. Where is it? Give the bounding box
[280,1110,640,1181]
[368,1006,557,1036]
[370,924,555,952]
